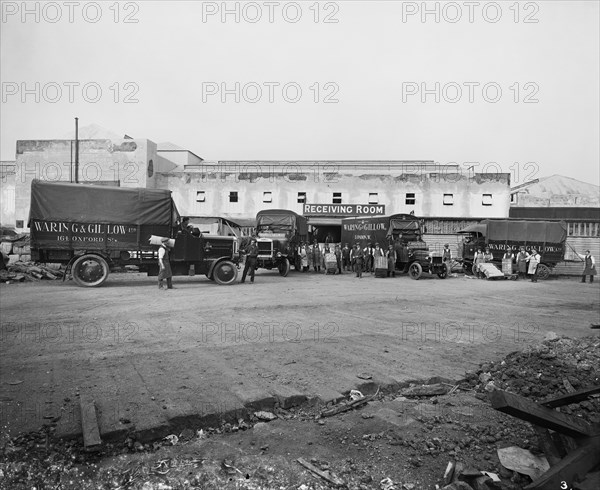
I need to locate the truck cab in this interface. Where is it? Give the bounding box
[253,209,308,276]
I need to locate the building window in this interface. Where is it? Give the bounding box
[263,191,272,203]
[229,191,238,203]
[510,193,516,203]
[333,192,342,204]
[147,159,154,178]
[196,191,205,202]
[405,193,416,205]
[297,192,306,203]
[369,192,378,204]
[443,194,454,205]
[16,220,24,228]
[482,194,493,206]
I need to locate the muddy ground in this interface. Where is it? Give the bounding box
[0,270,599,489]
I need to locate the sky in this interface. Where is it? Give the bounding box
[1,0,599,187]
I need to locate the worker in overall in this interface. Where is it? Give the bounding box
[158,237,173,290]
[442,244,452,263]
[473,248,485,278]
[576,250,596,283]
[527,249,541,282]
[516,247,529,279]
[503,248,515,274]
[241,238,259,284]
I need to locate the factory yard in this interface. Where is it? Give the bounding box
[1,271,599,489]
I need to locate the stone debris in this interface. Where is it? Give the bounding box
[253,410,277,421]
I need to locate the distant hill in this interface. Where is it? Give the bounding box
[511,175,599,207]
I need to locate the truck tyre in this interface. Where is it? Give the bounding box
[278,258,290,277]
[408,262,422,280]
[536,263,551,280]
[437,263,448,279]
[72,254,109,287]
[213,261,238,285]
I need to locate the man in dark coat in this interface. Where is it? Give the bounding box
[354,243,364,278]
[312,240,322,273]
[241,238,259,284]
[342,243,351,271]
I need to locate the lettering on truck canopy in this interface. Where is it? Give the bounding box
[29,180,178,250]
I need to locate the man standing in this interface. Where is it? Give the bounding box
[442,244,452,264]
[365,243,374,274]
[334,244,343,274]
[516,247,529,279]
[312,240,322,273]
[342,243,351,271]
[241,238,259,284]
[527,248,541,282]
[473,248,485,278]
[386,244,396,277]
[576,250,596,283]
[158,237,173,290]
[354,243,364,278]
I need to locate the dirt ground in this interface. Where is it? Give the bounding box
[0,269,599,489]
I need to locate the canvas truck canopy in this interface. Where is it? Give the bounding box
[483,220,567,244]
[29,180,179,226]
[256,209,307,235]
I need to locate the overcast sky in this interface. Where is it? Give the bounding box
[1,0,599,186]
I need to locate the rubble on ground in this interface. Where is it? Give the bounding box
[0,262,64,283]
[462,335,600,424]
[1,335,599,489]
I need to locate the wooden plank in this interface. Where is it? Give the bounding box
[540,385,600,409]
[297,458,344,487]
[532,426,562,466]
[489,390,594,438]
[525,435,600,490]
[79,394,102,451]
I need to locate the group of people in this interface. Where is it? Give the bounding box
[473,246,541,281]
[472,246,597,283]
[155,233,596,287]
[297,241,397,278]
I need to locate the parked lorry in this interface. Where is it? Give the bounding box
[252,209,308,276]
[28,180,240,287]
[341,213,448,279]
[458,219,567,280]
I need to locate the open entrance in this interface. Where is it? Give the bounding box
[306,217,342,244]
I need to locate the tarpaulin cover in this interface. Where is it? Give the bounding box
[256,209,308,234]
[484,220,566,244]
[29,180,179,225]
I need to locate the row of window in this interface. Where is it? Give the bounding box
[567,222,600,237]
[196,191,495,206]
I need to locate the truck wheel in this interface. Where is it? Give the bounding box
[213,261,238,285]
[437,263,448,279]
[72,254,109,287]
[408,262,422,280]
[463,262,474,275]
[536,264,551,280]
[278,258,290,277]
